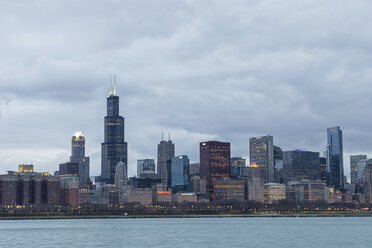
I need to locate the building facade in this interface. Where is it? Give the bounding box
[213,179,245,202]
[200,141,231,195]
[230,157,246,179]
[157,139,175,185]
[283,150,321,182]
[326,126,344,190]
[171,155,189,193]
[137,159,156,177]
[101,85,128,185]
[249,136,274,183]
[70,132,90,188]
[350,155,367,187]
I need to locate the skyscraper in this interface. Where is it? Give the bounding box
[350,155,367,187]
[283,149,321,183]
[249,135,274,183]
[115,161,127,188]
[70,132,90,188]
[171,155,189,193]
[200,141,230,195]
[230,157,246,179]
[101,84,128,185]
[157,138,175,184]
[326,126,344,190]
[137,159,156,177]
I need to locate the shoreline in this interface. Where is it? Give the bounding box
[1,212,372,220]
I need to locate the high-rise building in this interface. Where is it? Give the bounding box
[137,159,156,177]
[274,146,284,183]
[171,155,189,193]
[70,132,90,188]
[188,163,200,177]
[363,165,372,203]
[230,157,246,179]
[283,150,321,182]
[350,155,367,187]
[200,141,231,195]
[101,84,128,185]
[356,159,372,191]
[246,162,264,203]
[320,157,327,184]
[157,138,175,184]
[249,135,274,183]
[326,126,344,190]
[115,161,127,188]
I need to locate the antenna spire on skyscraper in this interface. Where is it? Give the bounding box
[113,75,117,96]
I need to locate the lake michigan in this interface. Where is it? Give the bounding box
[0,217,370,247]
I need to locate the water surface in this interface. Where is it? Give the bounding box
[0,217,370,247]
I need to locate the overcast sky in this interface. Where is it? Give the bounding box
[1,0,372,179]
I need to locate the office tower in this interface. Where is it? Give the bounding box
[189,163,200,177]
[356,159,372,191]
[326,126,344,190]
[249,135,274,183]
[350,155,367,187]
[115,161,127,188]
[59,162,79,176]
[320,157,327,183]
[171,155,189,193]
[189,175,207,195]
[157,137,175,184]
[363,165,372,203]
[70,132,90,188]
[246,162,264,203]
[274,146,283,182]
[60,175,80,206]
[137,159,156,177]
[200,141,231,195]
[213,179,245,202]
[283,150,321,182]
[101,84,128,185]
[230,157,246,179]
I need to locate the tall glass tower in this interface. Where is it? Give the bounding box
[101,84,128,185]
[326,126,344,190]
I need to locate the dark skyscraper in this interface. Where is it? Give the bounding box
[283,149,321,183]
[249,135,274,183]
[101,84,128,185]
[157,137,175,184]
[326,126,344,190]
[200,141,230,195]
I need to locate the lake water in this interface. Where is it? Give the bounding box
[0,217,370,247]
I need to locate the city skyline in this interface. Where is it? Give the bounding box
[0,84,367,180]
[2,1,372,178]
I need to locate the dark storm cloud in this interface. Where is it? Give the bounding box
[1,0,372,177]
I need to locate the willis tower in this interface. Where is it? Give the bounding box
[101,83,128,185]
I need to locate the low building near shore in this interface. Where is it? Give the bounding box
[264,183,286,204]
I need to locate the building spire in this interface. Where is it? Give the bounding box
[161,131,164,141]
[168,131,171,141]
[113,75,118,96]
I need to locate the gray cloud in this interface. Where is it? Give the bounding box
[1,0,372,178]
